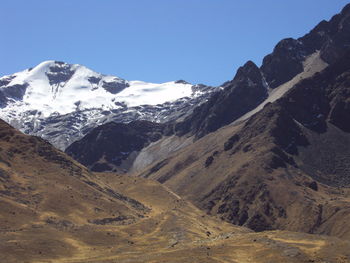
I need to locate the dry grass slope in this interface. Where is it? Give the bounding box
[1,120,350,262]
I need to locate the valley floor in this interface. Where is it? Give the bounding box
[1,174,350,263]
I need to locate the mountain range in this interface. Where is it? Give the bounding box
[1,3,350,263]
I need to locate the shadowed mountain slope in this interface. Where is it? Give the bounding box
[65,120,165,172]
[175,3,350,139]
[139,49,350,239]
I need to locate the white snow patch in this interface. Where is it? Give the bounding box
[0,61,195,119]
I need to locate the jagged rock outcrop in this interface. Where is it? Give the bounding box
[261,3,350,89]
[174,61,268,138]
[260,38,306,89]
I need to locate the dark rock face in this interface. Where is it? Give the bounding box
[0,93,8,108]
[175,61,268,139]
[260,38,306,89]
[191,83,213,94]
[65,120,165,172]
[328,95,350,133]
[46,62,75,86]
[282,49,350,134]
[175,80,189,84]
[102,78,129,94]
[261,3,350,89]
[319,6,350,64]
[0,83,28,108]
[0,76,15,87]
[88,76,101,84]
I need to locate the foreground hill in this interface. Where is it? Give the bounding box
[1,121,350,262]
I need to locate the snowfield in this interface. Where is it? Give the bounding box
[0,60,195,117]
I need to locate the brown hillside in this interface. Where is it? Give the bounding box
[1,120,350,262]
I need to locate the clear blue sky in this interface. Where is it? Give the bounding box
[1,0,349,86]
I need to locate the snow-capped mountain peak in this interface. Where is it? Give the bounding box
[0,61,217,149]
[0,60,199,117]
[1,61,125,115]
